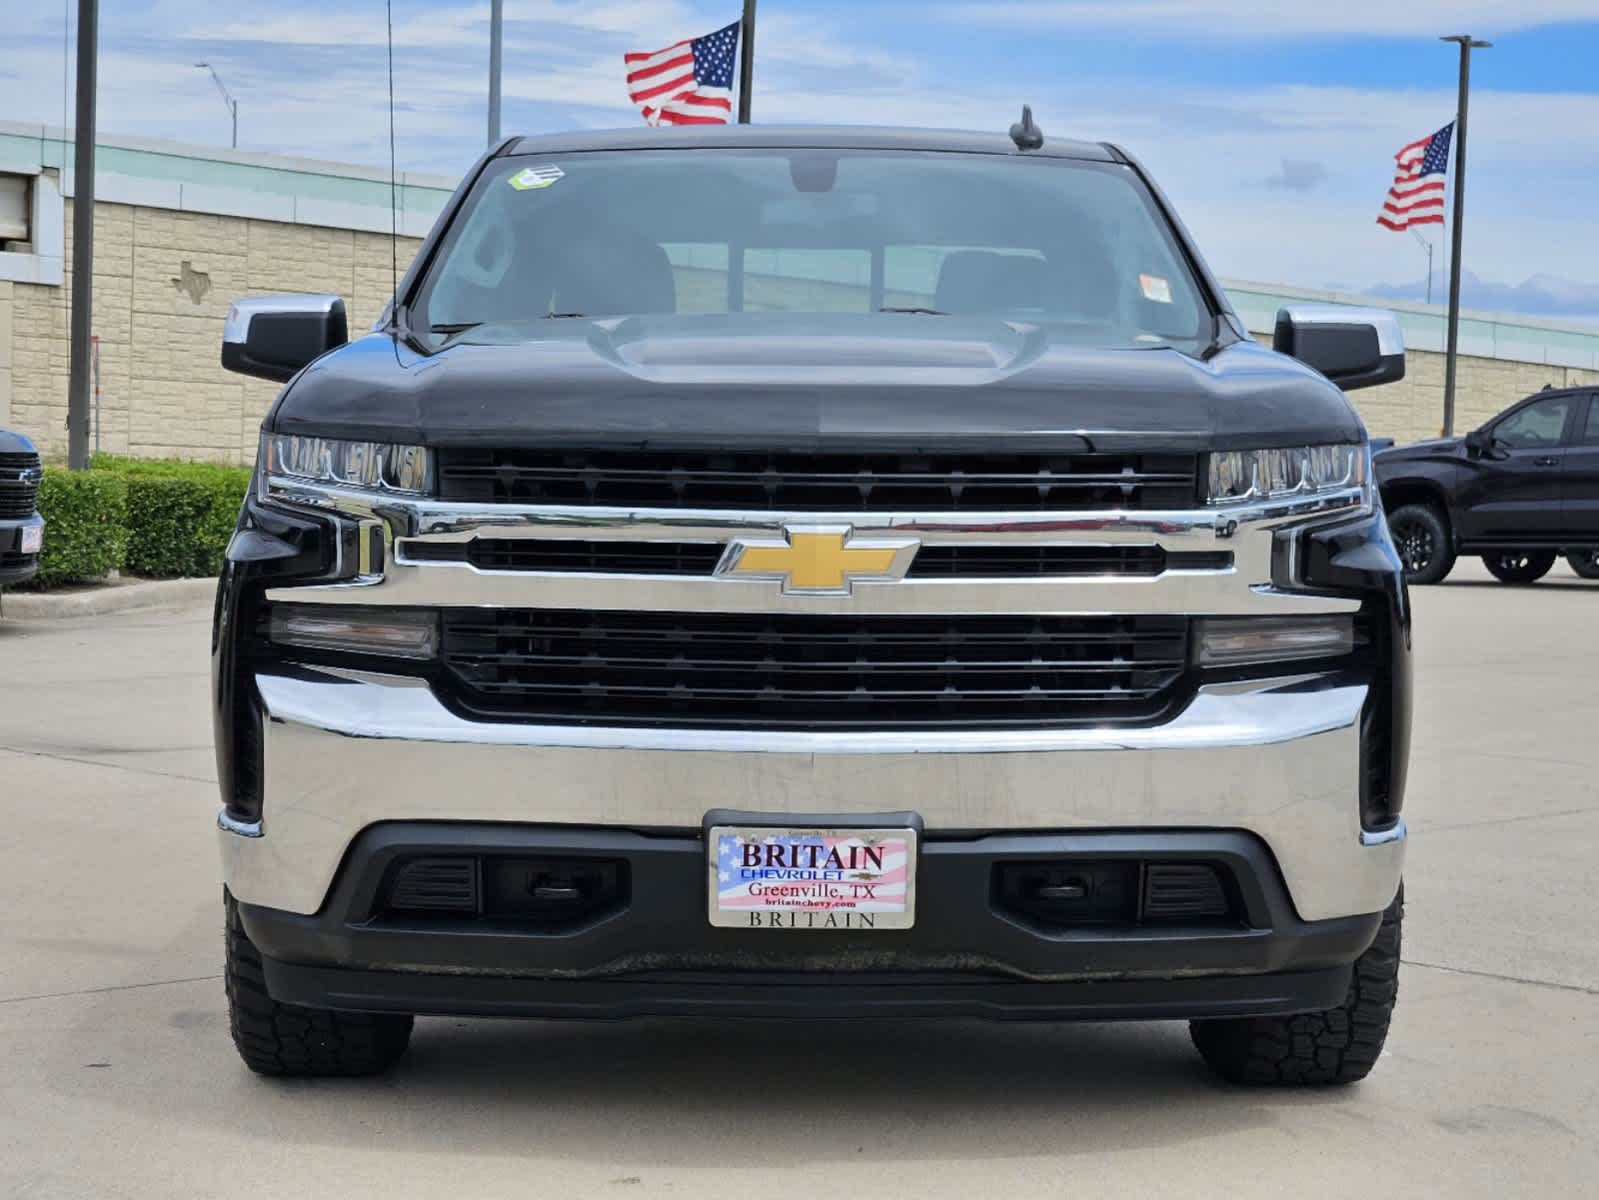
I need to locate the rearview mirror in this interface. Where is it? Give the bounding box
[221,295,347,382]
[1273,306,1405,392]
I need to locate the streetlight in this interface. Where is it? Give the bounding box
[195,61,238,149]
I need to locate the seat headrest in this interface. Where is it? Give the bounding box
[934,251,1053,315]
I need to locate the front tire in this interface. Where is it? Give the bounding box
[1482,551,1556,584]
[1190,886,1402,1086]
[1565,549,1599,580]
[225,893,413,1077]
[1387,504,1455,584]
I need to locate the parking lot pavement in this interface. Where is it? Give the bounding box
[2,560,1595,1198]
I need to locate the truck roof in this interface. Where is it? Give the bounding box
[505,124,1119,163]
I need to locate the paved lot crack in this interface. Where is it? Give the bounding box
[1403,959,1599,996]
[0,975,223,1006]
[0,744,216,785]
[1410,803,1599,836]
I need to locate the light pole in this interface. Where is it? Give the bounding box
[195,61,238,149]
[1439,34,1490,437]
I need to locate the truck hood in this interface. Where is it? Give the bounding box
[1375,436,1465,467]
[269,314,1364,453]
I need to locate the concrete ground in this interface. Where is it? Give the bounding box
[2,559,1595,1198]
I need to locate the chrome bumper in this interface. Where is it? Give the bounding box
[221,666,1404,923]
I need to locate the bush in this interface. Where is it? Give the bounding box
[14,455,251,590]
[28,469,130,588]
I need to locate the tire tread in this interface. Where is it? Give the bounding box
[225,894,412,1077]
[1190,887,1402,1086]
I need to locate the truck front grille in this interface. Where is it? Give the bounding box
[436,448,1199,512]
[404,539,1232,579]
[439,609,1190,729]
[0,452,42,519]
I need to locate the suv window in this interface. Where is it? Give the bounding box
[1581,395,1599,445]
[1494,395,1573,449]
[414,149,1211,352]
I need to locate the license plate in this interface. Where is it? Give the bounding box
[707,825,917,931]
[20,526,41,554]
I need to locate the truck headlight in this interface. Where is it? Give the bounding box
[263,433,431,494]
[1196,615,1356,667]
[1207,444,1369,510]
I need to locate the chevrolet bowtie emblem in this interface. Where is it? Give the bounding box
[716,526,920,596]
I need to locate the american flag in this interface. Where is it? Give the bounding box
[1377,123,1453,231]
[625,20,741,127]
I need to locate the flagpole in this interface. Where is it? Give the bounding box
[737,0,756,123]
[1440,34,1490,438]
[487,0,503,145]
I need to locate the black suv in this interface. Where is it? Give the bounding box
[1376,386,1599,583]
[0,429,44,588]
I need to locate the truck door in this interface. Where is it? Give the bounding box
[1561,393,1599,542]
[1456,392,1577,544]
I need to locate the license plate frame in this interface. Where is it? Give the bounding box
[706,823,918,931]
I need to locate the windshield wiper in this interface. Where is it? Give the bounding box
[879,306,947,315]
[427,321,484,349]
[545,311,588,320]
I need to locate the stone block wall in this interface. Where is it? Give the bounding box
[2,199,420,463]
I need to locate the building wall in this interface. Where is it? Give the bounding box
[4,199,421,463]
[2,198,1598,462]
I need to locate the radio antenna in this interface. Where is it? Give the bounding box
[385,0,399,302]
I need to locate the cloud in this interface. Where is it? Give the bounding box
[1265,159,1330,190]
[933,1,1598,38]
[4,0,1599,313]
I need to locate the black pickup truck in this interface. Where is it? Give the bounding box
[1376,386,1599,583]
[213,120,1412,1087]
[0,428,44,588]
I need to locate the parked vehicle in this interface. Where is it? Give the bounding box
[1376,386,1599,583]
[0,429,44,588]
[213,121,1410,1086]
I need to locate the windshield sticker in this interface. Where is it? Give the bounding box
[509,165,565,191]
[1139,274,1173,304]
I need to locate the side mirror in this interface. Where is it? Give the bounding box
[1464,429,1488,457]
[1273,306,1405,392]
[221,295,347,382]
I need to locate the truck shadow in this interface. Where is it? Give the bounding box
[244,1014,1353,1164]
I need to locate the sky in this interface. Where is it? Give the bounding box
[5,1,1599,317]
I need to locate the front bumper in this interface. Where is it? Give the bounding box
[236,822,1381,1022]
[221,664,1405,924]
[0,516,43,584]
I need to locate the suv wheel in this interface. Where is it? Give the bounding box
[1387,504,1455,584]
[1566,549,1599,580]
[225,893,413,1077]
[1482,551,1556,584]
[1190,886,1402,1086]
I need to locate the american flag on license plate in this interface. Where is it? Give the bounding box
[1377,123,1453,231]
[716,832,911,914]
[625,20,741,127]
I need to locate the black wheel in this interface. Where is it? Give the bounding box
[1481,551,1556,584]
[1387,504,1455,584]
[1565,549,1599,580]
[1190,886,1402,1086]
[225,893,412,1077]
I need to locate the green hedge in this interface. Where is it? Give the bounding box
[29,469,131,588]
[18,455,251,589]
[96,455,253,578]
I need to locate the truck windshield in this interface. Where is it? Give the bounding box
[412,149,1212,352]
